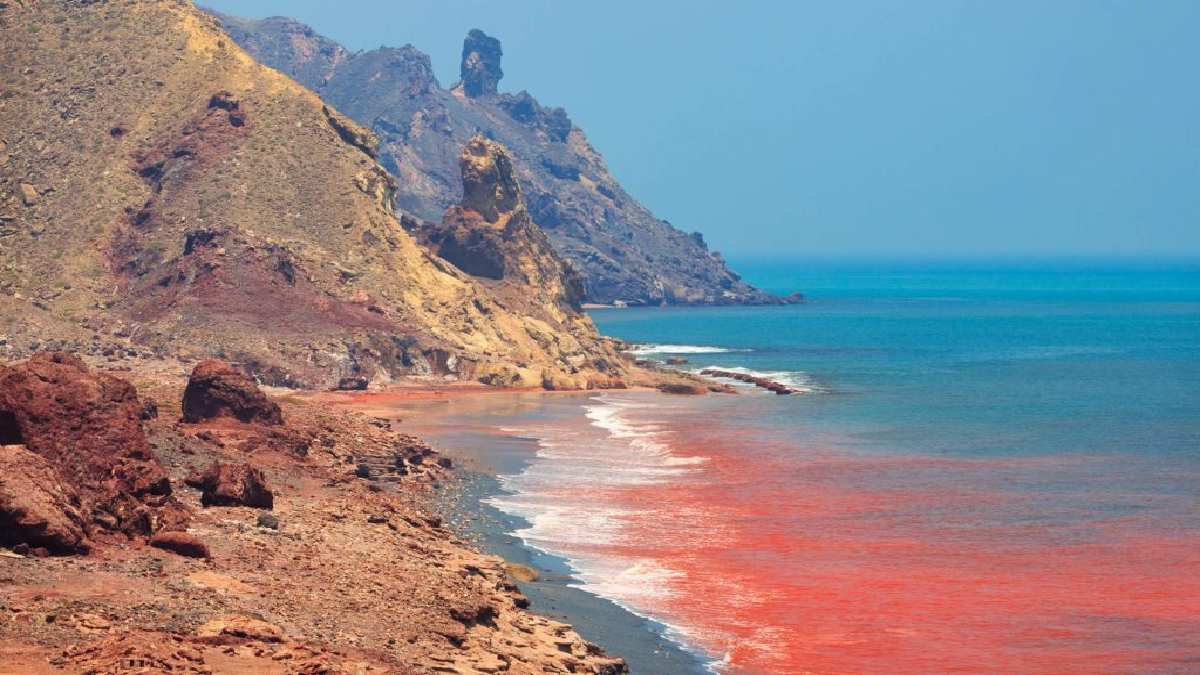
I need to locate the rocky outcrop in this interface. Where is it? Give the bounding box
[0,445,90,555]
[700,368,803,394]
[0,352,188,541]
[217,14,788,306]
[190,462,274,509]
[405,136,625,389]
[459,29,503,98]
[182,360,283,425]
[418,136,586,308]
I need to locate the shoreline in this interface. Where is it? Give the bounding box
[323,388,715,673]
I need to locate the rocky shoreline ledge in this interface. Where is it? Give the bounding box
[699,368,802,395]
[0,352,627,674]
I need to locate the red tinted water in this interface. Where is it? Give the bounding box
[559,395,1200,674]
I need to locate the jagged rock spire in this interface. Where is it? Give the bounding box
[460,29,503,98]
[413,136,586,309]
[460,135,521,223]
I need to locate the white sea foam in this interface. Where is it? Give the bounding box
[482,393,722,666]
[625,343,750,355]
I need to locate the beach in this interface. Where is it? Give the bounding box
[316,388,713,674]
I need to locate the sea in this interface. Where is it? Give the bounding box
[430,260,1200,674]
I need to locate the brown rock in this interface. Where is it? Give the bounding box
[0,352,187,539]
[19,182,38,206]
[416,136,585,309]
[149,531,210,559]
[503,562,539,583]
[0,445,90,554]
[182,360,283,425]
[196,615,285,644]
[195,462,274,509]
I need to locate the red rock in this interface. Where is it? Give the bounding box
[182,360,283,425]
[195,462,274,509]
[0,445,90,554]
[149,531,210,559]
[0,352,187,540]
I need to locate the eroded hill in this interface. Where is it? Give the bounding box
[0,0,625,389]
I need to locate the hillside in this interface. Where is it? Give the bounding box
[216,15,788,306]
[0,0,625,389]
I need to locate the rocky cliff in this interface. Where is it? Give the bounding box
[0,0,624,389]
[217,15,784,306]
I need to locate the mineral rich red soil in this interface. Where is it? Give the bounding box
[0,357,627,675]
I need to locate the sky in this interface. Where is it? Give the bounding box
[202,0,1199,259]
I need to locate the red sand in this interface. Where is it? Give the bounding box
[589,400,1200,673]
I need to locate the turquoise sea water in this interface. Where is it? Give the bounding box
[594,260,1200,462]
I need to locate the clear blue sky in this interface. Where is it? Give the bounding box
[203,0,1199,259]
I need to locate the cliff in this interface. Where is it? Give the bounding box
[0,0,625,389]
[217,15,785,306]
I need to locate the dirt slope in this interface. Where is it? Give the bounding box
[0,0,625,389]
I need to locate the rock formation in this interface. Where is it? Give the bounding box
[0,352,188,548]
[0,0,627,388]
[182,360,284,425]
[190,462,275,509]
[0,445,91,554]
[418,136,585,308]
[409,136,623,389]
[217,15,787,306]
[459,29,503,98]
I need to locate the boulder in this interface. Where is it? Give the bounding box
[181,360,283,425]
[149,531,210,559]
[0,352,187,540]
[19,183,38,206]
[0,445,90,554]
[193,462,274,509]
